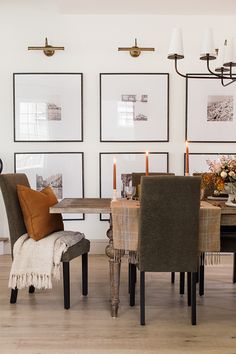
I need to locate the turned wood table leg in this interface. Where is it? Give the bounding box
[105,214,124,318]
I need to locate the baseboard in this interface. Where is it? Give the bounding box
[0,238,108,255]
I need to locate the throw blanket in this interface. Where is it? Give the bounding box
[111,199,221,264]
[9,230,84,290]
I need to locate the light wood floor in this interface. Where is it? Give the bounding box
[0,254,236,354]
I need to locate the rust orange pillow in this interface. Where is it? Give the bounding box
[17,185,64,241]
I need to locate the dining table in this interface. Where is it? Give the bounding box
[50,197,236,318]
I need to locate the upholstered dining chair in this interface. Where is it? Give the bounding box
[129,172,176,299]
[0,173,90,309]
[137,175,201,325]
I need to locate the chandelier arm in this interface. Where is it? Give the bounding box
[206,58,227,79]
[221,76,236,87]
[174,57,187,78]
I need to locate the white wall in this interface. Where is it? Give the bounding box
[1,3,236,244]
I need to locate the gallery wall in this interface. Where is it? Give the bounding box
[1,2,236,249]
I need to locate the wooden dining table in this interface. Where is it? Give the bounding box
[50,197,236,318]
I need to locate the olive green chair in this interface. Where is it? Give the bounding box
[137,175,201,325]
[129,172,176,299]
[0,173,90,309]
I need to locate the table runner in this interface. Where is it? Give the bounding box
[111,199,221,261]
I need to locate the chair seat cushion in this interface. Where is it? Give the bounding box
[61,238,90,262]
[17,185,64,241]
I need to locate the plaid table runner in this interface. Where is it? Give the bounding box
[111,199,221,254]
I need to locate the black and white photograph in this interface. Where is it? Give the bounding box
[186,74,236,142]
[14,152,84,220]
[13,73,83,142]
[36,173,63,199]
[100,73,169,142]
[207,95,233,122]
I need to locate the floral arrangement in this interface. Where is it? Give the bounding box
[207,155,236,191]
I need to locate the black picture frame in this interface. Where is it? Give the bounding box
[13,73,83,142]
[14,152,85,221]
[99,151,169,220]
[100,73,169,142]
[184,152,236,175]
[186,73,236,143]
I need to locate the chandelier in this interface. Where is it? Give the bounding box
[167,28,236,87]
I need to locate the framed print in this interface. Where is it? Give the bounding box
[100,152,169,220]
[186,74,236,142]
[100,73,169,142]
[13,73,83,142]
[14,152,84,220]
[186,153,236,175]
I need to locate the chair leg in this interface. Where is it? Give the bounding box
[187,272,191,306]
[199,253,205,296]
[191,272,197,325]
[129,263,137,294]
[171,272,175,284]
[140,271,145,325]
[82,253,88,296]
[128,263,131,293]
[233,253,236,283]
[180,272,185,295]
[10,287,18,304]
[130,264,136,306]
[63,262,70,309]
[29,285,35,294]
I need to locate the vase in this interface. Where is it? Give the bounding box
[224,183,236,202]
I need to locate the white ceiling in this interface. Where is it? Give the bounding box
[57,0,236,15]
[3,0,236,15]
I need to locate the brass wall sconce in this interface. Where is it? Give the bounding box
[28,38,64,57]
[118,38,155,57]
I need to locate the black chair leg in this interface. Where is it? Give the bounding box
[191,272,197,325]
[187,272,191,306]
[128,263,131,293]
[129,263,137,294]
[63,262,70,309]
[140,271,145,325]
[180,272,185,295]
[130,264,136,306]
[29,285,35,294]
[233,253,236,283]
[10,287,18,304]
[199,253,205,296]
[82,253,88,296]
[171,272,175,284]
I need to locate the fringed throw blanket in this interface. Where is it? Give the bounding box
[111,199,221,265]
[9,231,84,289]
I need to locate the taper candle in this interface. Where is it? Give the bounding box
[145,151,149,176]
[113,158,117,189]
[185,140,189,175]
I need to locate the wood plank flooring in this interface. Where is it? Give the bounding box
[0,254,236,354]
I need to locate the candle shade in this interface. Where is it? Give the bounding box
[168,28,184,59]
[145,152,149,176]
[200,28,215,57]
[113,159,117,190]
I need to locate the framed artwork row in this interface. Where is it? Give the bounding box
[13,73,83,142]
[14,152,84,220]
[186,74,236,143]
[100,73,169,142]
[99,152,169,220]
